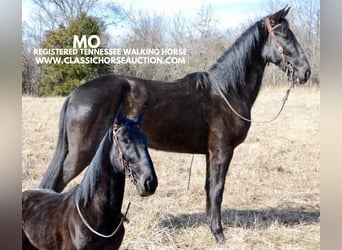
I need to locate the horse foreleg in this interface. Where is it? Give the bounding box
[207,146,233,244]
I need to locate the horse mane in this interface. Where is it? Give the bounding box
[75,127,114,206]
[173,71,212,90]
[208,20,265,94]
[171,20,267,94]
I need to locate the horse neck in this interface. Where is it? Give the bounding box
[209,21,267,108]
[76,135,125,219]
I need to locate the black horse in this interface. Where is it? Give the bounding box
[22,106,158,249]
[39,7,310,243]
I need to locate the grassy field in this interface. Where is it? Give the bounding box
[22,86,320,249]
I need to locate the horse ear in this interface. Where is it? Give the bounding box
[269,6,290,25]
[283,6,291,17]
[115,104,127,126]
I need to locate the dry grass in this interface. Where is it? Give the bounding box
[22,86,320,249]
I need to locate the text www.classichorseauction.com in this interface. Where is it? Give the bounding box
[34,35,188,65]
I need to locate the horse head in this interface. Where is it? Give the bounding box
[262,6,311,84]
[112,105,158,196]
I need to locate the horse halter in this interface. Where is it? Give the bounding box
[113,123,137,185]
[265,17,294,83]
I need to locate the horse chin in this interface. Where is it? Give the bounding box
[297,76,309,84]
[135,183,155,197]
[290,73,307,84]
[288,67,310,84]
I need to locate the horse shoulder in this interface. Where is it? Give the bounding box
[208,95,251,148]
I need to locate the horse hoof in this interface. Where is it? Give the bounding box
[215,233,226,244]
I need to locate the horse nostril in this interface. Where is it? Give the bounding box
[305,69,311,81]
[144,176,157,192]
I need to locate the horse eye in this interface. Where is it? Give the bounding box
[121,138,130,144]
[281,31,291,40]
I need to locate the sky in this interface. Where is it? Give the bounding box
[22,0,268,32]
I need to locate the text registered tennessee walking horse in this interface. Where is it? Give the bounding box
[39,7,310,243]
[22,106,158,249]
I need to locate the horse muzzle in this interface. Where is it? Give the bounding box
[286,56,311,84]
[135,174,158,196]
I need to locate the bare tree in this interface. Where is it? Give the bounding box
[110,4,233,82]
[190,5,229,71]
[22,21,42,96]
[113,9,167,80]
[291,0,320,84]
[32,0,98,29]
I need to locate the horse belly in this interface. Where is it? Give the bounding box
[142,106,209,154]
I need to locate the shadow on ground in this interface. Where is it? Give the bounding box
[159,205,320,230]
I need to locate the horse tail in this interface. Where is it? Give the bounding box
[39,96,70,191]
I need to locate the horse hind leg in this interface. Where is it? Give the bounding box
[39,143,92,192]
[40,95,112,192]
[59,144,95,190]
[39,124,96,192]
